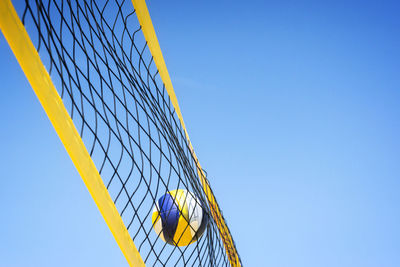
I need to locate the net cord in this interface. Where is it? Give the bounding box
[130,1,241,265]
[0,1,145,266]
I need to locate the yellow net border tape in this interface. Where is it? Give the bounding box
[0,1,145,266]
[131,1,241,266]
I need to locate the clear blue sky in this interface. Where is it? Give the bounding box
[1,0,400,266]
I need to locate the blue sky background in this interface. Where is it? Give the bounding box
[1,0,400,266]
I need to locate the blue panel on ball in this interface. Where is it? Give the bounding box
[158,193,180,244]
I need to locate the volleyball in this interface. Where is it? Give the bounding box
[152,189,209,246]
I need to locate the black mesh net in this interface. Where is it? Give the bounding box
[15,0,241,266]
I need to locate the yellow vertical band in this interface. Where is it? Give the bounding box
[130,1,241,266]
[0,1,145,266]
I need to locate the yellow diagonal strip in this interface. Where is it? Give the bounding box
[0,1,145,266]
[131,1,241,266]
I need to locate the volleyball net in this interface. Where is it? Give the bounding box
[0,0,241,266]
